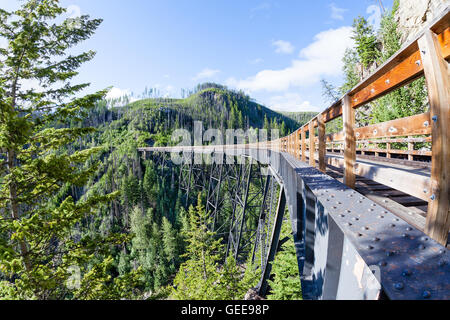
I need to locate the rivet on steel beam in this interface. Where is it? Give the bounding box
[379,261,387,267]
[362,226,370,231]
[432,115,438,122]
[422,291,431,299]
[370,88,375,93]
[347,223,353,226]
[438,260,446,267]
[353,217,359,221]
[373,129,378,135]
[373,237,380,242]
[390,224,396,228]
[386,251,395,257]
[406,227,413,231]
[418,244,426,250]
[415,60,421,66]
[402,233,409,238]
[420,236,429,241]
[394,283,404,290]
[430,194,436,201]
[367,245,374,250]
[378,215,385,219]
[339,214,345,218]
[385,79,390,84]
[368,208,374,212]
[423,189,428,193]
[423,121,429,127]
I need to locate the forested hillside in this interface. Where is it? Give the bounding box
[63,84,310,299]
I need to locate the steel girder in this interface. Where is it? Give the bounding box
[225,156,268,262]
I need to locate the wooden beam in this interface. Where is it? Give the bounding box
[355,112,432,139]
[408,142,414,161]
[419,29,450,246]
[343,95,356,188]
[437,27,450,60]
[309,121,315,167]
[326,113,431,143]
[301,127,306,162]
[326,155,431,202]
[386,142,391,159]
[322,100,343,123]
[350,49,424,108]
[318,114,326,173]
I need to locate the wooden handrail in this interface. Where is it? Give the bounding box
[268,6,450,245]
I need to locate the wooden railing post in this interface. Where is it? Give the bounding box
[386,142,391,158]
[408,141,414,161]
[418,29,450,246]
[343,95,356,188]
[309,121,315,167]
[318,114,326,173]
[301,127,306,162]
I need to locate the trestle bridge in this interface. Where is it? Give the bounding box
[139,8,450,300]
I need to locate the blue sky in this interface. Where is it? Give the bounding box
[2,0,394,112]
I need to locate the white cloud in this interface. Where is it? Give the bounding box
[162,85,176,98]
[192,68,220,81]
[330,3,347,21]
[106,87,132,100]
[250,2,272,19]
[367,5,382,30]
[272,40,294,54]
[227,26,354,93]
[269,93,320,112]
[250,58,264,65]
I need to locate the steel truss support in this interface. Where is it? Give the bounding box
[178,151,208,206]
[251,172,282,276]
[226,155,267,262]
[147,151,174,185]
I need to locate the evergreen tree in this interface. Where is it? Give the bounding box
[0,0,140,299]
[352,16,379,69]
[267,219,302,300]
[171,196,257,300]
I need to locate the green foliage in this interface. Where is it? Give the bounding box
[323,1,427,129]
[267,218,302,300]
[370,2,428,124]
[0,0,141,300]
[171,196,257,300]
[352,16,379,69]
[340,48,360,94]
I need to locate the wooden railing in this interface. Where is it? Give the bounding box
[248,7,450,246]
